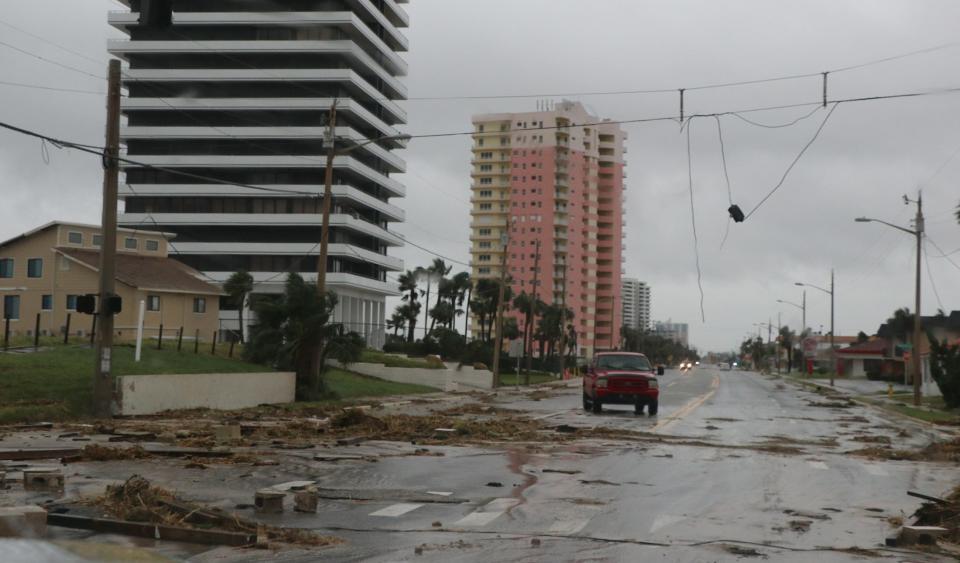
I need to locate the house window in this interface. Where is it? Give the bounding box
[66,295,78,311]
[479,228,492,236]
[92,234,103,247]
[193,297,206,314]
[41,295,53,311]
[27,259,42,278]
[147,295,160,311]
[67,232,83,245]
[124,238,138,250]
[479,241,492,249]
[479,190,492,198]
[2,295,19,320]
[0,258,12,278]
[479,178,493,185]
[478,255,491,262]
[479,203,492,211]
[146,240,159,252]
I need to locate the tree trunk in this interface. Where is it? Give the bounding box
[237,295,245,343]
[423,280,431,338]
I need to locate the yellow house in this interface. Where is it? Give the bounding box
[0,221,222,342]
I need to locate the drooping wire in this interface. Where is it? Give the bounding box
[926,236,960,274]
[923,239,946,312]
[715,116,734,251]
[685,121,706,323]
[744,103,840,220]
[0,39,104,81]
[730,105,822,129]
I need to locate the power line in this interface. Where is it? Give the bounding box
[743,103,840,220]
[0,38,103,81]
[923,239,946,312]
[715,116,734,251]
[0,17,104,66]
[686,121,706,323]
[0,79,105,96]
[926,236,960,274]
[730,105,823,129]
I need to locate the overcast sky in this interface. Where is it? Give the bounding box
[1,0,959,352]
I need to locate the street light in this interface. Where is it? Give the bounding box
[796,271,835,387]
[855,193,924,407]
[777,292,806,334]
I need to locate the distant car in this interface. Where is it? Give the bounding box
[679,361,693,371]
[583,352,662,416]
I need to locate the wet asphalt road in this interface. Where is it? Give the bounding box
[188,368,958,562]
[5,368,957,562]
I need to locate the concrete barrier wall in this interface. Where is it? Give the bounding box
[331,362,494,391]
[117,372,296,416]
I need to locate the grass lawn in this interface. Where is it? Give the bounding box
[855,395,959,424]
[358,349,443,369]
[0,344,266,424]
[324,368,436,399]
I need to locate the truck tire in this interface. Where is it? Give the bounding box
[648,399,658,416]
[582,393,592,411]
[591,398,602,414]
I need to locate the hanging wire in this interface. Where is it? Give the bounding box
[744,103,840,220]
[686,121,706,323]
[715,116,734,251]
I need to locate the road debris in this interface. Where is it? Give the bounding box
[849,436,960,462]
[912,484,960,546]
[720,544,767,558]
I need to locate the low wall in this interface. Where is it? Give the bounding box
[117,372,296,416]
[331,362,494,391]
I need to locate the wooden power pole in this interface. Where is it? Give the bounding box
[316,100,338,296]
[92,60,122,418]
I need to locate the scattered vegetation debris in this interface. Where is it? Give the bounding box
[704,425,720,431]
[552,424,578,433]
[531,538,542,547]
[837,416,870,423]
[331,409,386,430]
[87,475,341,548]
[849,436,960,463]
[913,484,960,545]
[437,403,504,416]
[69,444,152,462]
[413,540,476,554]
[784,509,831,520]
[525,390,555,401]
[789,520,812,533]
[706,418,742,422]
[578,479,620,486]
[852,435,892,444]
[888,515,904,527]
[805,400,855,409]
[486,482,503,487]
[721,544,767,558]
[542,468,581,475]
[432,521,442,528]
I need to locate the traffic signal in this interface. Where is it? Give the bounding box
[728,204,745,223]
[76,294,96,315]
[106,295,122,315]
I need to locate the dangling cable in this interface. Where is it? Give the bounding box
[686,122,706,323]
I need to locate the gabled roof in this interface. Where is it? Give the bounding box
[836,338,888,355]
[56,248,222,296]
[0,221,176,250]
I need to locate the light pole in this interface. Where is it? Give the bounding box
[796,271,835,387]
[777,293,806,335]
[855,192,924,406]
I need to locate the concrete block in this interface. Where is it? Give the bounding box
[900,525,949,545]
[294,489,319,513]
[254,490,285,514]
[117,372,296,416]
[213,424,242,443]
[0,506,47,538]
[23,470,64,491]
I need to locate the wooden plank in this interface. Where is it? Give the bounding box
[0,448,80,461]
[47,513,255,547]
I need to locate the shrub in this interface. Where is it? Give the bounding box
[928,335,960,409]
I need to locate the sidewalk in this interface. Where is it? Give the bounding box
[785,373,959,427]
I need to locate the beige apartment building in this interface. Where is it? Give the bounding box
[0,222,222,342]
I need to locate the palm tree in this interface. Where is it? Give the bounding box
[223,270,254,343]
[421,259,452,337]
[387,310,406,337]
[778,326,795,373]
[397,270,420,342]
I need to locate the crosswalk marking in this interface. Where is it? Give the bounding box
[370,503,424,517]
[807,461,828,470]
[549,517,592,535]
[453,498,520,527]
[650,514,686,533]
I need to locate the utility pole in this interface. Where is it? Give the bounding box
[316,100,338,296]
[558,263,568,380]
[523,239,541,385]
[491,230,510,389]
[776,312,782,375]
[609,297,617,349]
[829,268,835,387]
[911,194,924,406]
[93,60,122,418]
[802,290,806,335]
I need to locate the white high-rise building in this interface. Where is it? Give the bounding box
[108,0,410,348]
[621,278,650,331]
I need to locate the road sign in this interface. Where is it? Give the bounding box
[803,338,818,358]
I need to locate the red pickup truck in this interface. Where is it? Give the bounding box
[583,352,662,416]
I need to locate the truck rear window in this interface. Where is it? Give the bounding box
[596,355,652,371]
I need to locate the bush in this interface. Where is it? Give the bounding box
[929,336,960,409]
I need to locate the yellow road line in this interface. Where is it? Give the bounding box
[653,375,721,432]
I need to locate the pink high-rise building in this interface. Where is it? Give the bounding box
[469,101,626,357]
